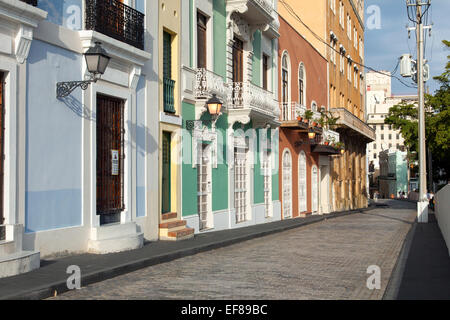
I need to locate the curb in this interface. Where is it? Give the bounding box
[382,219,417,300]
[2,207,372,300]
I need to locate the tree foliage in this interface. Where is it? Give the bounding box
[385,40,450,182]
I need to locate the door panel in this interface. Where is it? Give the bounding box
[282,150,292,219]
[96,95,124,215]
[232,37,244,83]
[0,72,4,225]
[299,152,307,213]
[197,144,211,229]
[162,131,171,214]
[312,165,319,213]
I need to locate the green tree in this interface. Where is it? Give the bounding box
[385,40,450,182]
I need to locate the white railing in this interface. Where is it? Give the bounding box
[227,82,278,116]
[435,184,450,256]
[279,102,306,122]
[322,129,340,144]
[194,68,228,99]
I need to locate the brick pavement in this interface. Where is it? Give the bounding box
[50,201,417,300]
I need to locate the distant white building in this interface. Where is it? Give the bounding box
[365,71,417,169]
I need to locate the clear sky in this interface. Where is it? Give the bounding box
[364,0,449,95]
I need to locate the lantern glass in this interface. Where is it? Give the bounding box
[340,148,345,155]
[206,94,223,116]
[308,131,316,139]
[85,42,110,75]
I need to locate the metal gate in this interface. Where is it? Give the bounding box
[197,144,211,230]
[0,72,4,227]
[234,147,248,223]
[96,94,125,215]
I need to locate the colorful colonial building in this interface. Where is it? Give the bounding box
[180,0,282,233]
[277,12,341,218]
[327,0,375,211]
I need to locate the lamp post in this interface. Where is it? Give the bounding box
[57,42,111,98]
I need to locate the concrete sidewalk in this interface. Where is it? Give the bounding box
[0,208,369,300]
[395,213,450,299]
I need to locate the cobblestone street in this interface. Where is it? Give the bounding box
[50,201,417,300]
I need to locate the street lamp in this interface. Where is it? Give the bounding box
[308,129,316,140]
[57,42,111,98]
[206,94,223,119]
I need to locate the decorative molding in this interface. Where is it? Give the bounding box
[129,65,141,90]
[15,25,33,64]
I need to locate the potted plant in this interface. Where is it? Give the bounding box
[304,110,314,124]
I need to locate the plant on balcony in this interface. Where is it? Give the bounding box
[304,110,314,123]
[335,141,345,150]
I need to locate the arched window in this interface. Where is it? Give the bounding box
[281,52,290,105]
[282,149,292,219]
[299,63,305,106]
[298,151,307,213]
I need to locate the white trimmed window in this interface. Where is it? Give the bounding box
[347,15,351,39]
[330,0,336,14]
[299,62,306,106]
[339,2,344,28]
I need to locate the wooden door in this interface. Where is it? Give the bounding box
[96,94,124,215]
[0,72,4,225]
[162,131,171,214]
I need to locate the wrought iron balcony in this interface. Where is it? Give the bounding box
[227,82,278,116]
[194,68,228,100]
[163,77,176,113]
[20,0,38,6]
[85,0,144,50]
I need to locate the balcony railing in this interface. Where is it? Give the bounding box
[163,77,176,113]
[279,102,306,122]
[331,108,376,141]
[85,0,145,50]
[194,68,227,99]
[227,82,278,116]
[20,0,38,6]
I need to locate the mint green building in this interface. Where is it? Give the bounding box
[180,0,281,232]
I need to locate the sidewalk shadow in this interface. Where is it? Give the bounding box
[396,213,450,299]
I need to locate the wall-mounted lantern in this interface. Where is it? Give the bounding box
[57,42,111,98]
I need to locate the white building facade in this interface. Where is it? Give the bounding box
[0,0,160,277]
[366,71,416,169]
